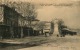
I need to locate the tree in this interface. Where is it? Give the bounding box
[25,2,37,27]
[58,19,67,37]
[19,2,37,36]
[35,21,47,34]
[58,19,67,29]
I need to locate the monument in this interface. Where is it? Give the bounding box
[53,19,60,36]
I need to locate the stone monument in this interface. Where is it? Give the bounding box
[53,19,60,36]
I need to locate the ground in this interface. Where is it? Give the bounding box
[0,35,80,50]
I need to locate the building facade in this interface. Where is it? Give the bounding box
[0,4,40,39]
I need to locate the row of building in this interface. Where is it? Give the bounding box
[0,4,40,39]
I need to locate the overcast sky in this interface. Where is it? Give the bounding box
[1,0,80,29]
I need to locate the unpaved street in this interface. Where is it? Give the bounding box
[18,36,80,50]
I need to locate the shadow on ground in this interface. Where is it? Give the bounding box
[0,39,49,50]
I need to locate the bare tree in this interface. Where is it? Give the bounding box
[25,2,37,27]
[20,2,37,36]
[35,21,47,34]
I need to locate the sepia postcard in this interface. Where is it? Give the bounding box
[0,0,80,50]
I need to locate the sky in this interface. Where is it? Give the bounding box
[1,0,80,29]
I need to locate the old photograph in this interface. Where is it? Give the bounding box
[0,0,80,50]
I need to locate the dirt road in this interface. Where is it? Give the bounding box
[18,36,80,50]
